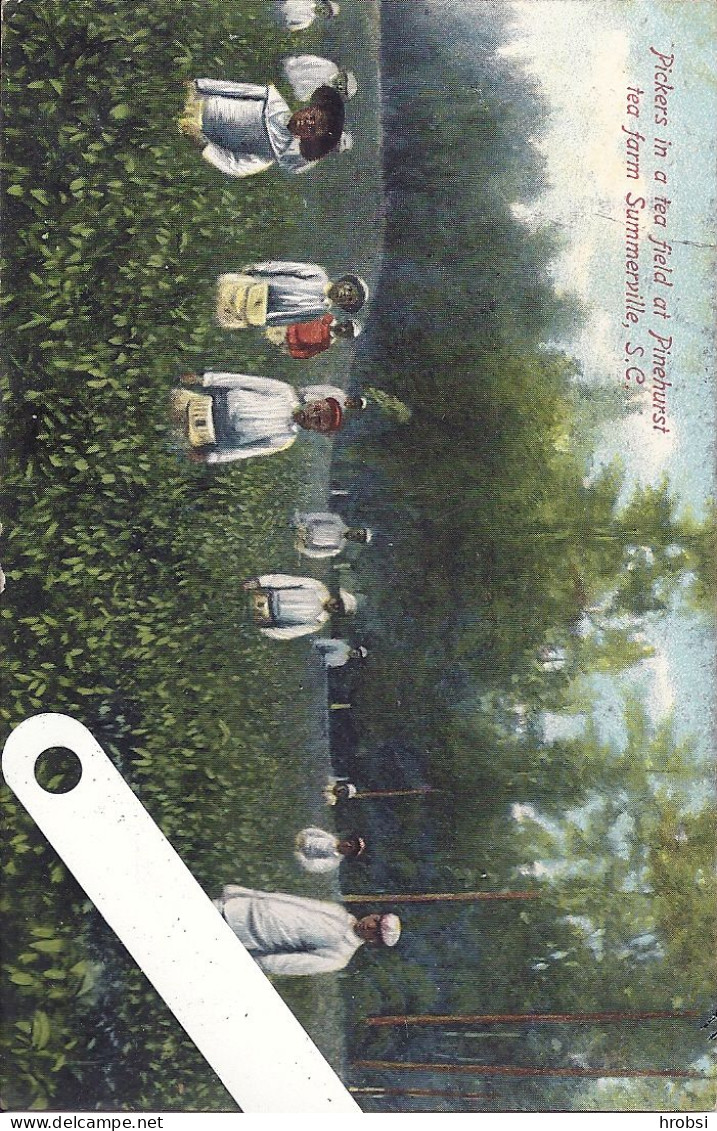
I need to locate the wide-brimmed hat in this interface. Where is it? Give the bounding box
[379,914,402,947]
[339,588,357,614]
[309,397,342,433]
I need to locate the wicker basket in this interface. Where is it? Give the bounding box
[216,274,269,329]
[251,591,272,625]
[186,393,216,447]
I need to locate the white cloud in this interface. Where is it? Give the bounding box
[636,649,676,718]
[591,410,676,494]
[511,802,537,823]
[541,712,587,744]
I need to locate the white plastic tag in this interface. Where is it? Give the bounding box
[2,713,360,1115]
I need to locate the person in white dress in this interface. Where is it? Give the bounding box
[172,374,363,465]
[213,886,400,975]
[179,79,345,178]
[242,575,357,640]
[294,828,366,873]
[283,55,358,102]
[216,261,368,329]
[293,511,372,558]
[272,0,339,33]
[313,639,368,668]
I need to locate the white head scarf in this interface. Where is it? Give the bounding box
[339,588,358,614]
[379,914,402,947]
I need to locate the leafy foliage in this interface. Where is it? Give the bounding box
[0,0,371,1110]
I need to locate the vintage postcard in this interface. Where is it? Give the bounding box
[1,0,715,1117]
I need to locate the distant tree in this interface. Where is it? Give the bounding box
[644,798,717,1000]
[507,705,712,1009]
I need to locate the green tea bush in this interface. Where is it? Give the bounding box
[1,0,354,1109]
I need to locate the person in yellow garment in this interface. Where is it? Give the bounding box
[213,886,401,975]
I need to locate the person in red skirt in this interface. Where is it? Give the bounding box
[265,312,361,359]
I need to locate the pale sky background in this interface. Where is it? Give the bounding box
[491,1,716,779]
[500,0,716,518]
